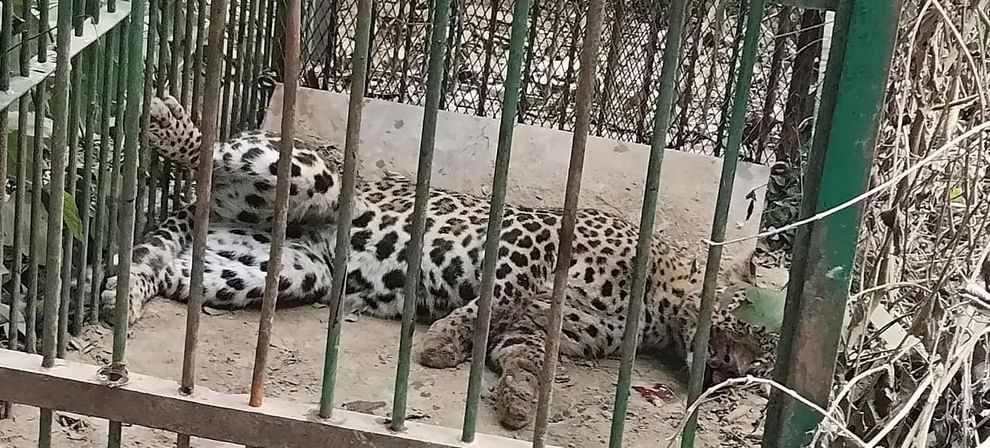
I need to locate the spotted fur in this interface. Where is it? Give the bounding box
[102,95,778,430]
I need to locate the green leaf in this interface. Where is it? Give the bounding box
[63,192,83,240]
[730,286,786,332]
[950,186,964,203]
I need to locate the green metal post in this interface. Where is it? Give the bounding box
[75,42,104,332]
[762,1,902,446]
[681,1,764,446]
[26,85,45,355]
[38,0,77,442]
[533,1,605,446]
[461,0,532,441]
[9,94,28,351]
[58,57,81,350]
[107,7,146,448]
[319,0,373,419]
[607,0,689,445]
[389,0,453,431]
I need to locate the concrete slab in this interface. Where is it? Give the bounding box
[262,86,769,262]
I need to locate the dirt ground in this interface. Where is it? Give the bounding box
[0,298,768,448]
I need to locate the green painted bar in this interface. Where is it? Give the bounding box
[136,0,160,236]
[89,26,118,350]
[37,0,49,60]
[108,5,148,446]
[219,0,239,139]
[58,57,82,350]
[0,0,12,348]
[38,0,77,441]
[319,0,374,419]
[157,0,174,220]
[230,0,251,133]
[680,1,764,446]
[25,84,45,355]
[103,21,130,312]
[238,0,261,129]
[8,94,28,351]
[190,0,207,122]
[607,0,689,445]
[250,0,301,409]
[245,0,268,127]
[389,0,453,431]
[75,42,103,333]
[531,1,606,446]
[167,0,182,98]
[461,0,533,441]
[761,1,901,446]
[180,0,195,107]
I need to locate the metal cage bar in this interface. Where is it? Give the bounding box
[319,0,374,419]
[461,0,533,441]
[106,0,145,443]
[175,0,231,443]
[0,0,12,355]
[532,1,605,446]
[680,0,765,446]
[249,0,301,408]
[76,40,104,337]
[607,0,689,445]
[762,1,902,446]
[389,0,453,430]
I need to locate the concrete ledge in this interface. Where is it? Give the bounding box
[0,349,538,448]
[263,86,770,261]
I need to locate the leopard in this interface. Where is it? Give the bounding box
[100,95,779,430]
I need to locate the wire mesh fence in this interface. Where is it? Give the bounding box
[291,0,822,164]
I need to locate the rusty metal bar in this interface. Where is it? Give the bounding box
[390,0,453,430]
[533,1,606,446]
[608,0,688,445]
[0,350,537,448]
[175,0,230,443]
[319,0,374,419]
[249,0,301,408]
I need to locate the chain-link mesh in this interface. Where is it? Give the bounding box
[293,0,823,164]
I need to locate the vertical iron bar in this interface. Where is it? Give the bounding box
[230,0,249,133]
[103,24,130,311]
[389,0,452,431]
[58,54,81,350]
[141,0,161,233]
[219,0,238,139]
[713,7,746,157]
[596,0,625,135]
[75,42,103,335]
[157,0,174,221]
[761,1,901,446]
[107,10,144,447]
[532,1,604,446]
[318,0,373,419]
[38,0,49,59]
[461,0,532,441]
[26,85,45,355]
[89,27,117,348]
[191,0,208,122]
[175,0,230,443]
[475,0,501,116]
[246,0,267,127]
[38,0,76,441]
[237,0,260,130]
[0,0,10,358]
[168,0,183,98]
[249,0,300,407]
[9,38,30,351]
[680,0,764,446]
[607,0,688,445]
[517,0,542,124]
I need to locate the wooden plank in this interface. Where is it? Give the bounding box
[0,349,541,448]
[0,4,131,111]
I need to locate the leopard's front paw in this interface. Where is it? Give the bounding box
[495,367,539,430]
[418,329,469,369]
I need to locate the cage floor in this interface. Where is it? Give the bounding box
[0,300,766,447]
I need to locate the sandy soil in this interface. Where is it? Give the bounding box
[0,297,768,448]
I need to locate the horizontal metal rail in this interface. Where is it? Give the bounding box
[0,3,130,110]
[0,349,543,448]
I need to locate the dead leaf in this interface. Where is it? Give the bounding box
[342,400,387,414]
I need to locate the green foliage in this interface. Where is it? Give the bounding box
[729,285,786,332]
